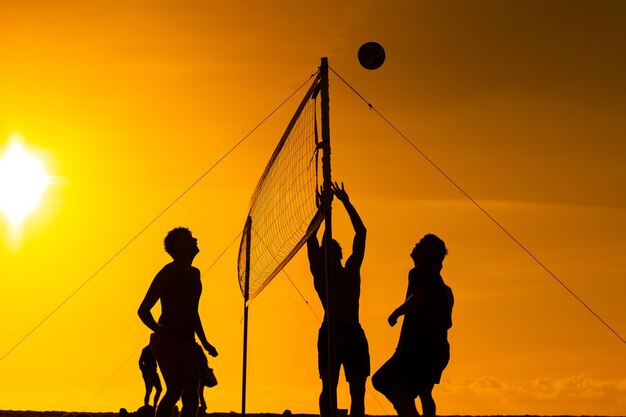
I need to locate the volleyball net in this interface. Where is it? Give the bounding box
[237,72,325,301]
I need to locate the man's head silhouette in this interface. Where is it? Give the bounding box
[411,234,447,269]
[164,227,199,259]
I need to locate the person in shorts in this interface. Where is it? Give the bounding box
[139,344,162,407]
[138,227,218,417]
[307,182,370,417]
[372,234,454,417]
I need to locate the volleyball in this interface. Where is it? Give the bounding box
[358,42,386,70]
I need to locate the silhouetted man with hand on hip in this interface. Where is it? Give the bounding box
[307,182,370,417]
[138,227,218,417]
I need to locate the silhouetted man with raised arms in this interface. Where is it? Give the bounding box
[307,182,370,417]
[372,234,453,417]
[138,227,218,417]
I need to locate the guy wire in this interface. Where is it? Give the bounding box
[0,71,320,365]
[329,65,625,346]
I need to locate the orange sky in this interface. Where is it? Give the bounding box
[1,1,625,415]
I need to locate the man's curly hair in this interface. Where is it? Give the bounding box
[164,227,192,257]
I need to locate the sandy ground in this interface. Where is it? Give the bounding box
[0,411,613,417]
[0,412,320,417]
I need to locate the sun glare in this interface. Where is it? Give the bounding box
[0,138,51,228]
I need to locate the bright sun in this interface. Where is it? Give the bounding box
[0,137,51,228]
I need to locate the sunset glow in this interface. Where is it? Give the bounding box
[0,1,624,416]
[0,137,50,228]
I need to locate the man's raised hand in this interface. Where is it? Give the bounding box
[331,181,349,203]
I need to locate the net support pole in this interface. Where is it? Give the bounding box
[320,56,338,417]
[242,217,252,417]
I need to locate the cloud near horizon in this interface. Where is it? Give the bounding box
[440,374,626,414]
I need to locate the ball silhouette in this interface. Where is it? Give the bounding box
[358,42,386,70]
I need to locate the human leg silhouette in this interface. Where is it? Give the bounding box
[199,385,207,414]
[418,385,435,417]
[180,377,200,417]
[348,377,366,417]
[156,366,184,417]
[372,370,418,417]
[154,380,162,408]
[384,385,419,417]
[144,379,153,406]
[319,364,340,417]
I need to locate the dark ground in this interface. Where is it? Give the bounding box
[0,411,618,417]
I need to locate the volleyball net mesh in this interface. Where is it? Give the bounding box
[237,73,324,301]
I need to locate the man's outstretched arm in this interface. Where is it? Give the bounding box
[332,182,366,267]
[195,312,218,357]
[387,288,428,326]
[306,209,323,275]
